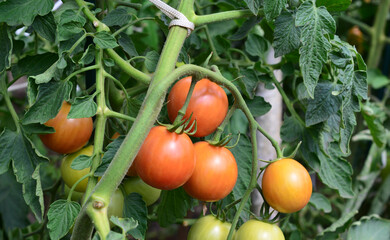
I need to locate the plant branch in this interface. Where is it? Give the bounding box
[112,17,155,37]
[270,71,305,127]
[105,109,136,122]
[0,75,21,132]
[106,49,151,85]
[194,9,259,26]
[65,65,99,82]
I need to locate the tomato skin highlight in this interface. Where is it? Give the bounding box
[262,158,312,213]
[61,145,93,192]
[40,101,93,154]
[134,126,195,190]
[122,177,161,206]
[183,141,237,202]
[187,215,233,240]
[234,220,285,240]
[167,76,228,137]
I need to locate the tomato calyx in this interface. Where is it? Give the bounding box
[157,115,198,135]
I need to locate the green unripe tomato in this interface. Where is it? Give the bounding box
[107,189,124,228]
[122,177,161,206]
[234,220,285,240]
[187,215,233,240]
[61,145,93,192]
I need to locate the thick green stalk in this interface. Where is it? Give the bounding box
[72,49,108,240]
[367,0,390,68]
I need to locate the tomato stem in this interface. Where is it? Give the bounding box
[211,104,237,143]
[105,109,136,122]
[67,173,92,202]
[0,75,21,133]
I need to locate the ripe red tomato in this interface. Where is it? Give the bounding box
[183,141,237,202]
[134,126,195,190]
[122,177,161,206]
[61,145,93,192]
[40,101,93,154]
[347,26,364,53]
[187,215,233,240]
[167,76,228,137]
[234,220,285,240]
[262,158,312,213]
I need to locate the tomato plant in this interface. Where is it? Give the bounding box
[122,177,161,206]
[39,101,93,154]
[167,77,228,137]
[234,220,285,240]
[187,215,233,240]
[183,141,237,202]
[262,158,312,213]
[60,145,93,192]
[134,126,195,190]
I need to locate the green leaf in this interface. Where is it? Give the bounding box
[118,33,138,57]
[157,188,195,227]
[264,0,287,21]
[145,50,160,72]
[230,135,252,221]
[106,231,124,240]
[309,192,332,213]
[22,123,54,135]
[79,44,95,65]
[273,12,301,57]
[0,0,53,26]
[11,53,58,80]
[281,115,304,143]
[57,9,86,41]
[32,13,56,42]
[70,154,92,170]
[305,83,342,126]
[316,0,351,12]
[245,34,268,59]
[317,143,354,198]
[23,81,72,124]
[93,32,119,49]
[29,60,60,84]
[236,68,260,99]
[0,129,46,221]
[0,23,12,73]
[47,200,81,240]
[228,16,261,41]
[246,96,271,117]
[296,1,336,98]
[68,95,97,119]
[317,210,357,239]
[110,216,138,234]
[367,69,390,89]
[123,193,147,239]
[243,0,261,15]
[104,58,115,67]
[102,8,132,27]
[0,170,30,230]
[347,215,390,240]
[361,103,386,148]
[95,136,125,177]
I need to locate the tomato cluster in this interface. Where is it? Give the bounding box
[130,77,236,201]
